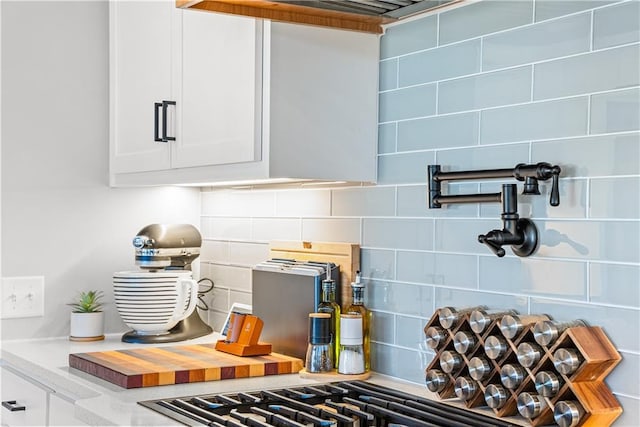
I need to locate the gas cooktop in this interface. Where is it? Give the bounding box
[139,380,518,427]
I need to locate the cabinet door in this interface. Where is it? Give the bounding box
[173,10,262,169]
[0,367,48,427]
[49,394,86,426]
[110,1,178,174]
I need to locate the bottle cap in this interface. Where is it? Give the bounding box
[308,313,331,344]
[340,314,363,345]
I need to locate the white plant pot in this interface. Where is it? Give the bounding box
[70,312,105,341]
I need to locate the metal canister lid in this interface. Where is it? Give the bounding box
[425,369,448,393]
[425,326,447,349]
[438,307,460,329]
[484,384,508,409]
[554,400,585,427]
[453,331,476,354]
[484,335,508,360]
[469,309,491,334]
[517,392,547,419]
[553,348,583,375]
[500,364,525,389]
[534,371,562,397]
[468,357,491,381]
[517,342,542,368]
[533,320,559,346]
[454,376,477,401]
[500,314,524,339]
[439,350,462,374]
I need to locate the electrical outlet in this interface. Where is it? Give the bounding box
[1,276,45,319]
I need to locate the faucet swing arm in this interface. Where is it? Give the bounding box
[427,163,561,257]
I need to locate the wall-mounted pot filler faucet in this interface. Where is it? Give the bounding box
[427,163,561,257]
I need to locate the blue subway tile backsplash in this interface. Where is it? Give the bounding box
[200,1,640,414]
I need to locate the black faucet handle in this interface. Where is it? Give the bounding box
[478,233,506,257]
[534,163,562,206]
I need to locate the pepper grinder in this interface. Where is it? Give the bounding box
[305,313,333,373]
[338,314,365,375]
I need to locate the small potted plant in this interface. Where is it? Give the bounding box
[68,290,105,341]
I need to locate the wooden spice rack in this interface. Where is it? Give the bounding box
[424,308,622,426]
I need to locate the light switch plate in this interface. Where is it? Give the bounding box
[1,276,45,318]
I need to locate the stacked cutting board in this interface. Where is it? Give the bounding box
[69,344,303,389]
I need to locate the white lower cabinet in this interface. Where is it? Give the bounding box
[0,367,48,427]
[0,366,86,427]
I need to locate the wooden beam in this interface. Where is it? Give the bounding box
[177,0,395,34]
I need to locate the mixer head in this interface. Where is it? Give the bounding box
[132,224,202,270]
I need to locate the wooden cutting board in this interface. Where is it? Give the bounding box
[69,344,303,389]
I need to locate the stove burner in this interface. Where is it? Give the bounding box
[139,380,518,427]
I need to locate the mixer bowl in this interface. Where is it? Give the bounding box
[114,271,198,334]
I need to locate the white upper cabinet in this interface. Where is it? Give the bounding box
[109,2,378,186]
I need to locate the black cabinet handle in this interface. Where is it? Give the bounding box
[154,102,163,142]
[2,400,26,412]
[161,100,176,142]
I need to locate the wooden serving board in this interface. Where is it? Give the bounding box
[269,241,360,309]
[69,343,303,389]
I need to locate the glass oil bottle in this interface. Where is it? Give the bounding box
[345,270,371,370]
[317,263,340,367]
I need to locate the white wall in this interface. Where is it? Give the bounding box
[0,1,200,340]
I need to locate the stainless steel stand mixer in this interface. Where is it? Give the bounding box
[118,224,213,344]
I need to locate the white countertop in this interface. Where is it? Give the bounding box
[1,333,530,426]
[0,333,436,426]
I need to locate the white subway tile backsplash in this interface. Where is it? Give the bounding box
[251,218,301,241]
[207,264,252,292]
[363,218,434,250]
[399,40,481,87]
[438,66,532,113]
[275,189,331,217]
[613,395,640,427]
[534,0,615,22]
[530,298,640,352]
[482,13,591,71]
[532,133,640,177]
[199,0,638,400]
[361,248,395,280]
[536,220,640,263]
[229,290,252,307]
[479,256,587,300]
[590,88,640,134]
[593,1,640,49]
[397,251,478,288]
[332,186,395,217]
[533,44,640,100]
[202,217,252,240]
[378,123,397,154]
[380,14,437,59]
[201,189,275,217]
[439,0,533,45]
[590,177,640,219]
[301,218,360,243]
[369,280,434,317]
[480,97,589,144]
[228,242,269,266]
[590,262,640,307]
[377,151,435,185]
[398,112,479,151]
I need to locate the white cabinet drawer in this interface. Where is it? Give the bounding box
[0,367,48,427]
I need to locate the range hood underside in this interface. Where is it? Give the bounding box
[177,0,460,33]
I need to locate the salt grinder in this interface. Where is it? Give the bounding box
[305,313,333,373]
[337,314,365,375]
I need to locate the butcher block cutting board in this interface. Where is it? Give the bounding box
[69,344,304,389]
